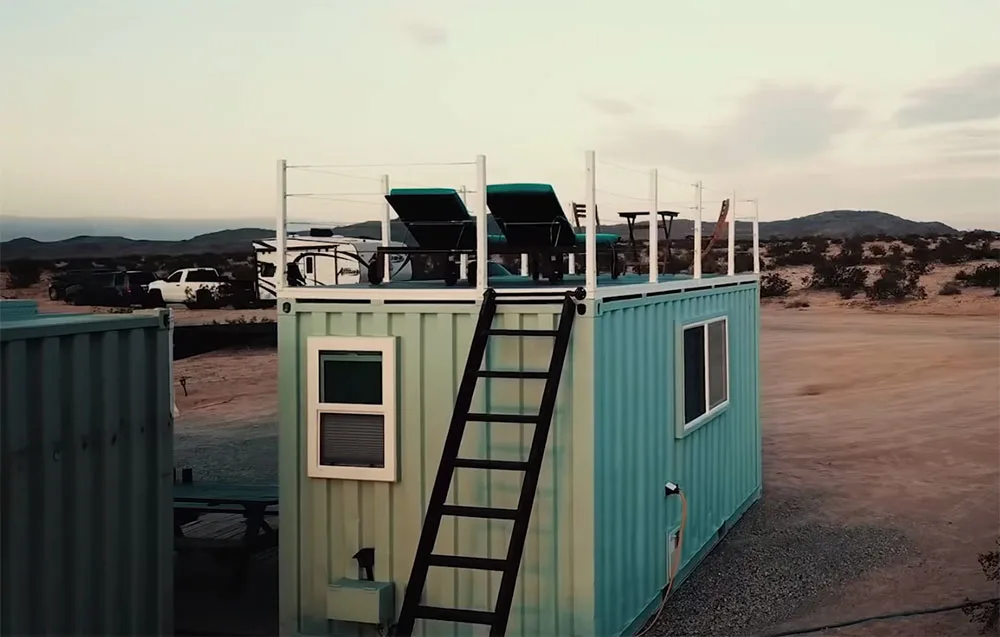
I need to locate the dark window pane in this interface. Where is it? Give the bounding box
[683,325,706,424]
[321,350,383,405]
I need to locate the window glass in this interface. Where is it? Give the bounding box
[166,271,183,283]
[320,350,383,405]
[682,325,706,424]
[259,262,277,277]
[708,320,728,409]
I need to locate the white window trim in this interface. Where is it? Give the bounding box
[306,335,398,482]
[679,316,730,434]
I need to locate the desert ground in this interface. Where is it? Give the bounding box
[167,294,1000,636]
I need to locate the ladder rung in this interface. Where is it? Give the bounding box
[440,505,518,520]
[413,606,495,625]
[427,554,506,571]
[488,328,558,337]
[477,370,548,379]
[453,458,530,471]
[466,412,539,423]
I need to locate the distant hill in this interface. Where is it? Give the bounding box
[0,210,959,262]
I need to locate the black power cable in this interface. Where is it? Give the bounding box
[761,597,999,637]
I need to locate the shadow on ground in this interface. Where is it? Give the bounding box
[174,548,278,636]
[645,489,913,636]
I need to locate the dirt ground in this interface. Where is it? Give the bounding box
[171,297,999,635]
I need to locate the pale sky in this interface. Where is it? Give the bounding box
[2,0,998,230]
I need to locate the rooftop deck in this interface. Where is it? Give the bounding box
[282,271,760,304]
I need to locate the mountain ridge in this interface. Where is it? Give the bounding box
[0,210,960,261]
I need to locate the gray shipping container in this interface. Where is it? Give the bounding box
[0,306,174,636]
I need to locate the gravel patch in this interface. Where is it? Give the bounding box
[644,490,914,637]
[173,420,278,484]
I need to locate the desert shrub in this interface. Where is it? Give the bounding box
[963,541,999,634]
[760,273,792,298]
[865,265,926,301]
[808,262,868,297]
[831,238,864,266]
[955,264,1000,288]
[933,237,978,264]
[773,249,822,267]
[868,244,887,257]
[733,251,755,273]
[784,298,810,309]
[905,259,934,276]
[939,281,963,296]
[2,260,43,288]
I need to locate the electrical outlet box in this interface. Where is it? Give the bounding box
[666,528,681,582]
[326,578,395,626]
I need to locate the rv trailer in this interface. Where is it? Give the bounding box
[252,233,412,301]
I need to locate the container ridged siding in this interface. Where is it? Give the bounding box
[279,303,598,637]
[0,313,174,637]
[593,284,762,635]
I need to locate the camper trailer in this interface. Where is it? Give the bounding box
[253,231,412,301]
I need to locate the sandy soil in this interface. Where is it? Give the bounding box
[758,309,999,636]
[171,304,1000,635]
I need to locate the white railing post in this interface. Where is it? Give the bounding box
[693,181,703,279]
[520,253,529,277]
[381,174,392,282]
[585,150,597,297]
[728,190,736,276]
[276,159,287,294]
[459,185,469,281]
[648,168,659,283]
[753,199,761,275]
[568,254,576,275]
[475,155,488,293]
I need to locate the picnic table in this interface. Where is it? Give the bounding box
[618,210,680,273]
[173,481,279,587]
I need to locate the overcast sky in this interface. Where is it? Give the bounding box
[2,0,998,230]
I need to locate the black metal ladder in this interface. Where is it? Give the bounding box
[394,287,585,637]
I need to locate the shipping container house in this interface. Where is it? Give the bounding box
[0,301,174,637]
[276,152,763,637]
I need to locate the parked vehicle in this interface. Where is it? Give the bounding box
[252,231,412,302]
[146,268,226,308]
[63,270,157,307]
[48,268,116,300]
[145,267,259,309]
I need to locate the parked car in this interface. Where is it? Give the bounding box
[48,268,116,300]
[63,270,157,307]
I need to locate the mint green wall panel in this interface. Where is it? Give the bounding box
[0,310,174,637]
[592,283,762,635]
[278,301,598,637]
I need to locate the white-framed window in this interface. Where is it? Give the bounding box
[306,336,398,482]
[678,316,729,434]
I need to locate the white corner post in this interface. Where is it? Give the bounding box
[459,185,469,281]
[381,174,392,282]
[752,199,761,274]
[520,254,529,277]
[276,159,288,294]
[728,190,736,276]
[585,150,598,298]
[648,168,659,283]
[475,155,488,294]
[693,180,703,279]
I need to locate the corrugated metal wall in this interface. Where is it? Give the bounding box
[592,283,762,635]
[279,301,598,637]
[0,313,174,637]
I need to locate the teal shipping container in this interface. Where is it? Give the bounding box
[0,303,175,636]
[277,274,762,636]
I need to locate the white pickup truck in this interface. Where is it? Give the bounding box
[147,268,227,307]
